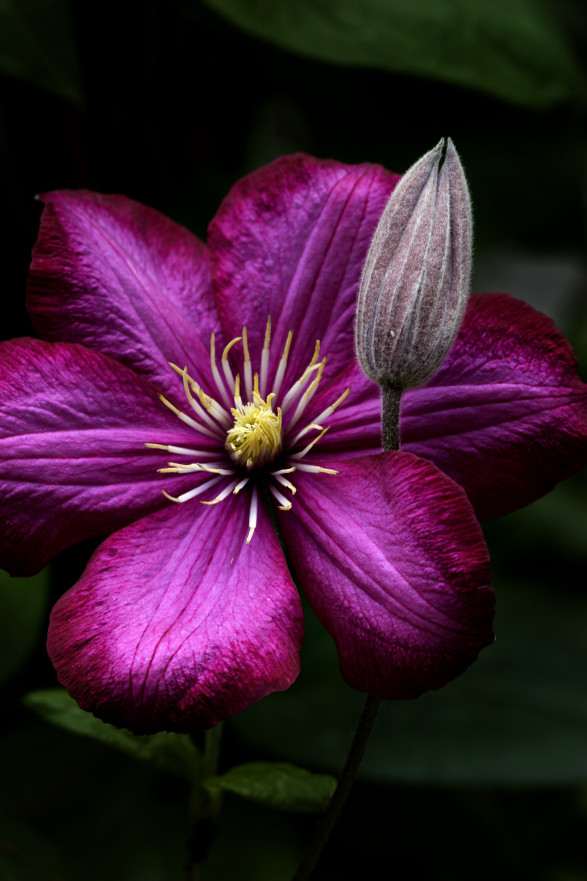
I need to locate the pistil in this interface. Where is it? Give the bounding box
[226,377,283,468]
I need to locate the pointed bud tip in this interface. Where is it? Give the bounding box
[355,139,473,391]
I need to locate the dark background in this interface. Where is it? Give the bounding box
[1,1,586,879]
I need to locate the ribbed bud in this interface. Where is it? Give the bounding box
[355,138,472,390]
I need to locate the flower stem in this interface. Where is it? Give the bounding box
[290,379,402,879]
[185,724,224,881]
[381,381,402,452]
[290,694,382,881]
[202,722,223,779]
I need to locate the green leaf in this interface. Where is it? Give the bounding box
[232,578,587,786]
[206,762,336,812]
[195,0,584,108]
[0,0,83,104]
[0,568,49,686]
[24,688,200,782]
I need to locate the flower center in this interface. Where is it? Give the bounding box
[146,317,350,543]
[226,386,282,467]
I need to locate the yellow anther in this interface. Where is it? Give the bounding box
[226,391,282,467]
[242,326,250,365]
[263,317,271,351]
[309,339,321,368]
[222,336,241,362]
[282,330,293,361]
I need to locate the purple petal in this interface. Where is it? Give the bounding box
[48,496,303,733]
[280,453,494,700]
[401,293,587,519]
[209,154,399,391]
[0,338,214,575]
[27,190,217,399]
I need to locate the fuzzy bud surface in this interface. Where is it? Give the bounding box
[355,138,472,390]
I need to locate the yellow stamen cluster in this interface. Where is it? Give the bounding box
[148,317,350,543]
[226,382,282,468]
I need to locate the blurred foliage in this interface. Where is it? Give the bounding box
[233,571,587,786]
[0,0,83,105]
[0,569,49,686]
[0,718,192,881]
[193,0,585,108]
[206,762,337,812]
[24,688,201,781]
[0,0,586,878]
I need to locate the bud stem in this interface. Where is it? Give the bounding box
[381,382,402,452]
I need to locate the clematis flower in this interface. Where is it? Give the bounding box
[1,155,585,733]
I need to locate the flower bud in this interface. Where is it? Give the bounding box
[355,138,472,390]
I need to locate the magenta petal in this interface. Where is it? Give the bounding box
[209,154,399,390]
[27,190,217,398]
[48,497,303,733]
[0,338,210,575]
[279,453,494,700]
[402,293,587,519]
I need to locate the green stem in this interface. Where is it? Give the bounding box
[290,379,401,879]
[202,723,223,780]
[290,379,402,879]
[290,695,382,881]
[186,724,224,881]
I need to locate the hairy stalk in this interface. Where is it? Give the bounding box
[381,381,402,453]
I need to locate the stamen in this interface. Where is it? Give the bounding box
[234,374,242,407]
[289,422,324,444]
[201,478,241,506]
[154,319,344,534]
[259,317,271,398]
[191,376,231,428]
[227,380,282,467]
[158,462,204,473]
[274,473,296,494]
[285,357,326,431]
[288,427,329,460]
[145,444,218,458]
[162,474,223,503]
[194,464,234,475]
[181,368,229,433]
[242,326,253,400]
[272,330,292,398]
[307,387,351,427]
[293,462,338,474]
[168,362,229,431]
[280,360,322,415]
[158,394,222,440]
[269,484,292,511]
[247,487,258,544]
[210,332,233,409]
[222,336,241,392]
[309,339,321,369]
